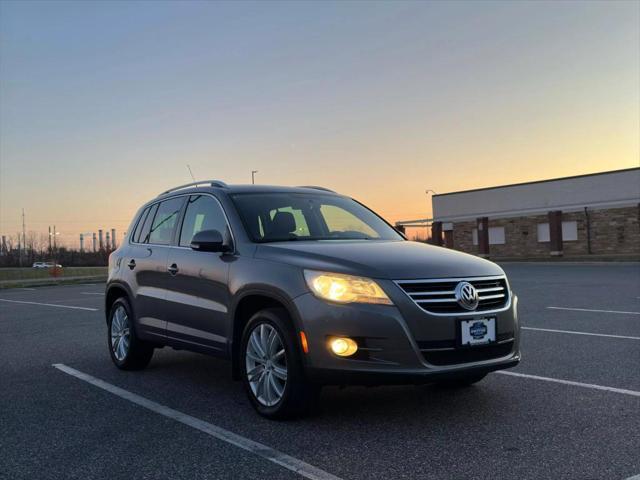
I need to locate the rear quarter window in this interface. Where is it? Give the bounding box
[137,203,159,244]
[131,207,150,243]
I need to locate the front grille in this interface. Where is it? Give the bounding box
[395,276,510,315]
[421,341,514,366]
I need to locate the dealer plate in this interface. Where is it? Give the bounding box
[460,317,496,346]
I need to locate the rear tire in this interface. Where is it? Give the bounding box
[435,373,487,388]
[240,308,320,419]
[107,297,154,370]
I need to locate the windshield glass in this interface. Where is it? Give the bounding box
[231,193,404,243]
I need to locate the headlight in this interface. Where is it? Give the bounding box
[304,270,392,305]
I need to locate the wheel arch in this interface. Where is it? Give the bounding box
[105,282,135,324]
[230,288,304,381]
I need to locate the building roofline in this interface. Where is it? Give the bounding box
[433,167,640,198]
[434,198,639,223]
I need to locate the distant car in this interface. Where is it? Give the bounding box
[106,180,520,418]
[32,262,62,269]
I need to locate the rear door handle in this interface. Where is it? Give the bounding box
[127,260,136,270]
[167,263,179,276]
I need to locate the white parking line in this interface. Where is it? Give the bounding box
[52,364,342,480]
[496,371,640,398]
[0,299,98,312]
[547,306,640,315]
[81,292,104,296]
[625,474,640,480]
[522,326,640,341]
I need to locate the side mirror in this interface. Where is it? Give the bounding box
[190,229,230,253]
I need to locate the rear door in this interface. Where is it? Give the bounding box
[164,194,232,353]
[125,197,185,342]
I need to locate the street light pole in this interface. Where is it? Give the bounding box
[425,189,437,214]
[251,170,258,185]
[20,209,26,266]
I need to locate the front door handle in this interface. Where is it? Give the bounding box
[167,263,179,276]
[127,259,136,270]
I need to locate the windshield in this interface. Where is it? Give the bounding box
[231,193,404,243]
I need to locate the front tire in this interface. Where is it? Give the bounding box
[240,308,320,419]
[107,297,154,370]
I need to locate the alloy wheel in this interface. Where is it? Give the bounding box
[245,323,288,407]
[110,305,131,362]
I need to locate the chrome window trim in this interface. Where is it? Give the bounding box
[128,192,236,254]
[394,275,511,317]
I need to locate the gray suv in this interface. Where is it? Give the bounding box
[106,180,520,418]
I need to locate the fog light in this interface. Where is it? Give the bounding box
[329,337,358,357]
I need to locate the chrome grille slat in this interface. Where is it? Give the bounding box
[416,298,458,304]
[394,275,510,315]
[476,286,504,293]
[478,293,505,300]
[409,290,456,296]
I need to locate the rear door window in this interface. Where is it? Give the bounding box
[147,197,184,245]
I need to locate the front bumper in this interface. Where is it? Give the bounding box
[292,286,520,385]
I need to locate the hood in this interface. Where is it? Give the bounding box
[255,240,504,280]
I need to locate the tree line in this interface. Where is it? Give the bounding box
[0,232,112,267]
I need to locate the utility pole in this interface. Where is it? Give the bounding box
[251,170,258,185]
[21,209,26,266]
[22,209,26,244]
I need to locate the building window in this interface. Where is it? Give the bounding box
[489,226,506,244]
[472,226,505,245]
[562,221,578,241]
[537,221,578,242]
[537,223,550,242]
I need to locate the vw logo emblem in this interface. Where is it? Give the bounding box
[455,281,479,310]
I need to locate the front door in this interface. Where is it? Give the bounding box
[164,194,232,353]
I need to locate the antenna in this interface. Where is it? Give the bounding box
[187,165,196,181]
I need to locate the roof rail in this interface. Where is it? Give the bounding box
[158,180,228,196]
[297,185,336,193]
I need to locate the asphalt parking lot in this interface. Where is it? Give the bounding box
[1,263,639,480]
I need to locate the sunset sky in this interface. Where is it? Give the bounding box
[1,0,638,247]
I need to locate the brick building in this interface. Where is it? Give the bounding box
[427,168,640,260]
